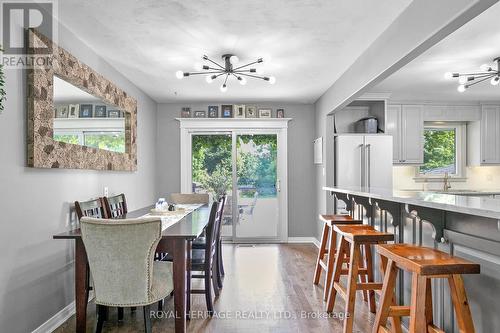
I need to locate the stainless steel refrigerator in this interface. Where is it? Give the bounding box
[334,134,393,189]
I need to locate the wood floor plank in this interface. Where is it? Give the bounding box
[54,244,377,333]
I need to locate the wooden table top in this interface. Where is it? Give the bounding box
[53,204,210,240]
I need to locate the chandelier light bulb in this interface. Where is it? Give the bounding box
[491,76,500,86]
[175,70,184,79]
[457,85,467,93]
[229,55,239,64]
[239,77,247,85]
[269,76,276,84]
[220,84,227,92]
[256,67,265,75]
[480,64,491,71]
[206,75,214,83]
[444,72,453,80]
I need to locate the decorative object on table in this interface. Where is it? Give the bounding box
[234,104,246,118]
[0,44,5,114]
[55,105,69,118]
[181,107,191,118]
[194,110,206,118]
[208,105,218,118]
[314,137,323,164]
[79,104,93,118]
[245,105,257,118]
[94,105,107,118]
[168,204,175,211]
[221,104,233,118]
[276,108,285,118]
[107,109,121,118]
[445,57,500,92]
[258,108,272,118]
[68,104,79,118]
[175,54,276,92]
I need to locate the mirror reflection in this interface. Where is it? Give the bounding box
[53,76,126,153]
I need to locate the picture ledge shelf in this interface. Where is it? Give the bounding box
[176,117,292,129]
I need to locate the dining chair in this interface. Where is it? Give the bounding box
[168,193,209,204]
[75,198,108,220]
[103,193,127,218]
[192,195,227,289]
[80,216,173,333]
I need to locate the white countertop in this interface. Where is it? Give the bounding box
[323,186,500,219]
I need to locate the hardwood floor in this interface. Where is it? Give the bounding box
[54,244,375,332]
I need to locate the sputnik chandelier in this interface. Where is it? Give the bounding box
[444,57,500,92]
[175,54,276,92]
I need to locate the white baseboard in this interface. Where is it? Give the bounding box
[288,237,320,248]
[32,301,75,333]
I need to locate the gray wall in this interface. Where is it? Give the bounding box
[313,0,497,241]
[0,24,158,332]
[156,103,316,238]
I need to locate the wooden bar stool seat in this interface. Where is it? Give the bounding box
[326,225,394,333]
[314,214,363,300]
[373,244,480,333]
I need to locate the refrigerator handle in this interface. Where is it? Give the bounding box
[359,144,364,186]
[366,144,371,188]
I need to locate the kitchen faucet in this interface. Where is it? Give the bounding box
[443,172,452,192]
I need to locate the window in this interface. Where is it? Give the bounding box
[416,122,466,179]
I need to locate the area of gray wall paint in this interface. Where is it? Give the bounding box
[156,103,316,238]
[0,23,158,332]
[313,0,498,241]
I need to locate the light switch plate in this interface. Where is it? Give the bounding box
[104,187,109,197]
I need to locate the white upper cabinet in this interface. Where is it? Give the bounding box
[468,105,500,165]
[386,104,424,164]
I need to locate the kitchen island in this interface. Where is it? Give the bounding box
[324,186,500,333]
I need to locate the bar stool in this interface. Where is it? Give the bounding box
[313,214,363,300]
[373,244,480,333]
[326,225,394,333]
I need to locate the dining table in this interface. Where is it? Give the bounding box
[53,203,210,333]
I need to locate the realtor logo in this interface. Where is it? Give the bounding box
[1,1,52,54]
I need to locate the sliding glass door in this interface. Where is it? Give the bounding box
[186,129,286,242]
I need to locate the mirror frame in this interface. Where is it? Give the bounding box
[27,29,137,171]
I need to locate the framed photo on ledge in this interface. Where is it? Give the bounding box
[258,108,272,118]
[276,108,285,118]
[221,105,233,118]
[208,105,218,118]
[181,107,191,118]
[234,104,246,118]
[79,104,93,118]
[194,110,206,118]
[245,105,257,118]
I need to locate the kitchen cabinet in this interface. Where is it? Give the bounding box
[386,104,424,164]
[467,105,500,165]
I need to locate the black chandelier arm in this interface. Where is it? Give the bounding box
[237,72,268,80]
[223,73,229,85]
[185,71,225,76]
[233,59,262,71]
[203,55,225,70]
[457,71,499,77]
[465,74,496,88]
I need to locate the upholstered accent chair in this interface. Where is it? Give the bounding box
[168,193,209,204]
[80,217,173,333]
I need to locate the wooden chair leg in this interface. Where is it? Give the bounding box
[409,273,431,333]
[364,244,376,313]
[216,241,224,289]
[95,305,106,333]
[157,299,163,311]
[324,228,337,300]
[212,259,220,297]
[372,259,398,333]
[343,241,361,333]
[359,245,369,302]
[143,304,152,333]
[218,240,225,277]
[205,270,214,316]
[118,307,124,321]
[448,274,475,333]
[379,255,402,333]
[314,223,329,285]
[326,236,348,312]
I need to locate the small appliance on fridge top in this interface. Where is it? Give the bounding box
[334,134,393,189]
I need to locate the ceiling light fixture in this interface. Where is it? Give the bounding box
[444,57,500,93]
[175,54,276,92]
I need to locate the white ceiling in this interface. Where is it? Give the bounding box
[371,1,500,102]
[58,0,411,103]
